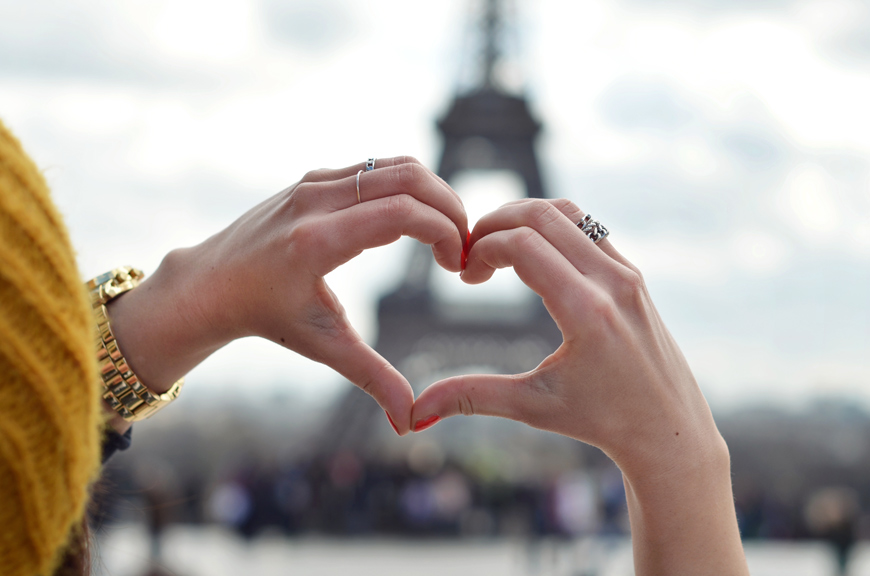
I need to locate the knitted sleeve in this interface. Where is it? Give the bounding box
[0,119,103,576]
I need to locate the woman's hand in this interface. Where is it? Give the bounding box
[107,157,467,435]
[411,198,748,575]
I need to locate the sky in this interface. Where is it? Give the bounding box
[1,0,869,410]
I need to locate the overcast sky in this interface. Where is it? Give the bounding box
[1,0,869,410]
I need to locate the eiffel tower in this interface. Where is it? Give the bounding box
[321,0,561,454]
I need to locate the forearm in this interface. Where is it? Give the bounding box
[622,434,749,576]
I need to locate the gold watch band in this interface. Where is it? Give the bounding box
[87,266,184,422]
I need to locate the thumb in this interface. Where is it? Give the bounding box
[315,334,415,436]
[410,372,545,432]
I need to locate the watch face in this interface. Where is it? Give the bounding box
[86,271,115,290]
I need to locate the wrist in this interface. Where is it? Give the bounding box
[105,247,231,394]
[621,434,747,576]
[620,430,731,500]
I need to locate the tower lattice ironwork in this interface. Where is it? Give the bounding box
[320,0,560,454]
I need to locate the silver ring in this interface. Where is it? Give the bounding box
[576,214,610,244]
[356,170,363,204]
[366,158,376,171]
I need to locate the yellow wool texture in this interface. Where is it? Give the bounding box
[0,119,101,576]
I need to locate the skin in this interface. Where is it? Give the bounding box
[105,156,467,435]
[103,163,747,574]
[410,198,749,575]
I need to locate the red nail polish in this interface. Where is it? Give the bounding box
[385,411,400,435]
[461,229,471,271]
[413,414,440,432]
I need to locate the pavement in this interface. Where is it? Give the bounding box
[93,523,865,576]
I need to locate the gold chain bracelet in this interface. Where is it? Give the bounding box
[86,267,184,422]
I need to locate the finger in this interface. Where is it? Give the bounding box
[410,372,549,432]
[488,198,636,271]
[307,195,465,275]
[298,156,463,216]
[315,330,415,436]
[543,200,638,272]
[470,199,614,277]
[297,155,423,183]
[309,163,467,242]
[462,227,597,334]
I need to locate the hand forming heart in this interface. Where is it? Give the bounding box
[412,198,722,476]
[109,156,466,435]
[105,156,746,574]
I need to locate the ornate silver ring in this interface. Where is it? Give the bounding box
[366,158,376,171]
[576,214,610,244]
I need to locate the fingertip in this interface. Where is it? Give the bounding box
[411,377,458,423]
[413,414,441,433]
[433,242,463,273]
[379,368,415,436]
[385,410,403,436]
[413,372,531,425]
[459,259,494,285]
[428,224,466,273]
[334,342,415,434]
[460,228,470,272]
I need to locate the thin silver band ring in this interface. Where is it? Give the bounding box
[356,170,363,204]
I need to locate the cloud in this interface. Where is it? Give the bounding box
[262,0,358,54]
[831,26,870,65]
[598,76,696,133]
[0,0,241,87]
[555,69,870,403]
[802,1,870,68]
[619,0,801,16]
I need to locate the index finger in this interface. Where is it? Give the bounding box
[301,155,460,206]
[463,227,599,335]
[316,162,468,246]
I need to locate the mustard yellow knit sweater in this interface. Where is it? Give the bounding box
[0,119,102,576]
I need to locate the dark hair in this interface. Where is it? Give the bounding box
[53,517,90,576]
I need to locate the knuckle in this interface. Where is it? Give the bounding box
[383,193,416,221]
[396,155,421,167]
[287,182,316,212]
[511,226,545,254]
[358,374,375,394]
[392,161,427,189]
[615,268,645,306]
[357,361,391,396]
[288,218,324,252]
[457,388,476,416]
[526,199,563,229]
[587,292,619,328]
[551,198,581,217]
[301,168,329,183]
[625,261,644,277]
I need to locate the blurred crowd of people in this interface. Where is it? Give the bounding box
[96,449,629,540]
[92,405,870,576]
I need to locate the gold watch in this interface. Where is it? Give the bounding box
[86,266,184,422]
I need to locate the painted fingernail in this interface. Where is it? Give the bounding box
[413,414,441,432]
[385,411,400,435]
[461,229,471,271]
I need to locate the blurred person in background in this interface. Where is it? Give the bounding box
[0,116,748,576]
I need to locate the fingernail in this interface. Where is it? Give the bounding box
[385,411,400,435]
[413,414,440,433]
[461,229,471,271]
